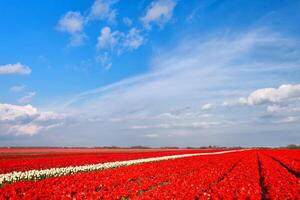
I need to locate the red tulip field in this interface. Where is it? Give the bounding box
[0,148,299,199]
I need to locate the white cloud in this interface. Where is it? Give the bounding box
[96,27,145,69]
[9,124,41,136]
[69,33,87,47]
[266,104,282,113]
[130,121,221,130]
[122,28,144,50]
[57,11,84,33]
[97,26,120,49]
[145,134,159,138]
[18,92,36,104]
[0,63,31,75]
[123,17,132,26]
[37,111,66,121]
[201,103,213,110]
[10,85,26,93]
[57,11,86,47]
[0,104,38,121]
[141,0,177,28]
[0,103,65,136]
[266,104,300,113]
[88,0,118,22]
[59,29,300,145]
[237,84,300,105]
[276,116,298,123]
[97,27,144,51]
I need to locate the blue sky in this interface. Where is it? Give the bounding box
[0,0,300,147]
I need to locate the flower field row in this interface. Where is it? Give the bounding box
[203,151,261,199]
[262,150,300,174]
[0,150,246,199]
[0,149,243,186]
[1,149,300,199]
[0,149,220,174]
[258,153,300,199]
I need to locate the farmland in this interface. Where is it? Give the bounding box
[0,148,300,199]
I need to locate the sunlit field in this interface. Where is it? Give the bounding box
[1,0,300,199]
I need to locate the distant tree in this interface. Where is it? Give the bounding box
[286,144,300,149]
[130,146,150,149]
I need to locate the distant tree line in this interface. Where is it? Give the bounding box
[2,145,299,149]
[285,144,300,149]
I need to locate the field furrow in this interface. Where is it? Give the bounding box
[258,153,300,199]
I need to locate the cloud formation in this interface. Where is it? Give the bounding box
[238,84,300,105]
[57,29,300,146]
[141,0,177,28]
[88,0,118,22]
[123,28,144,50]
[0,103,65,136]
[96,27,145,69]
[97,26,120,50]
[57,11,86,46]
[0,63,31,75]
[18,92,36,104]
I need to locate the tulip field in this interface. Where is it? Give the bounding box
[0,148,300,199]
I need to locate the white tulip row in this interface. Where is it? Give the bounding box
[0,149,245,186]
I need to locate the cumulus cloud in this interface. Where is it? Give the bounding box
[0,103,65,136]
[57,11,84,33]
[0,63,31,75]
[141,0,177,28]
[57,11,86,46]
[9,124,41,136]
[97,27,144,51]
[96,27,145,69]
[0,104,38,122]
[88,0,118,22]
[237,84,300,105]
[97,26,120,49]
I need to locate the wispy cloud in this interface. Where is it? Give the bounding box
[123,17,132,26]
[0,63,31,75]
[61,28,300,144]
[18,92,36,104]
[10,85,26,93]
[141,0,177,29]
[95,52,112,70]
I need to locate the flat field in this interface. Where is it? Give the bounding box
[0,148,299,199]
